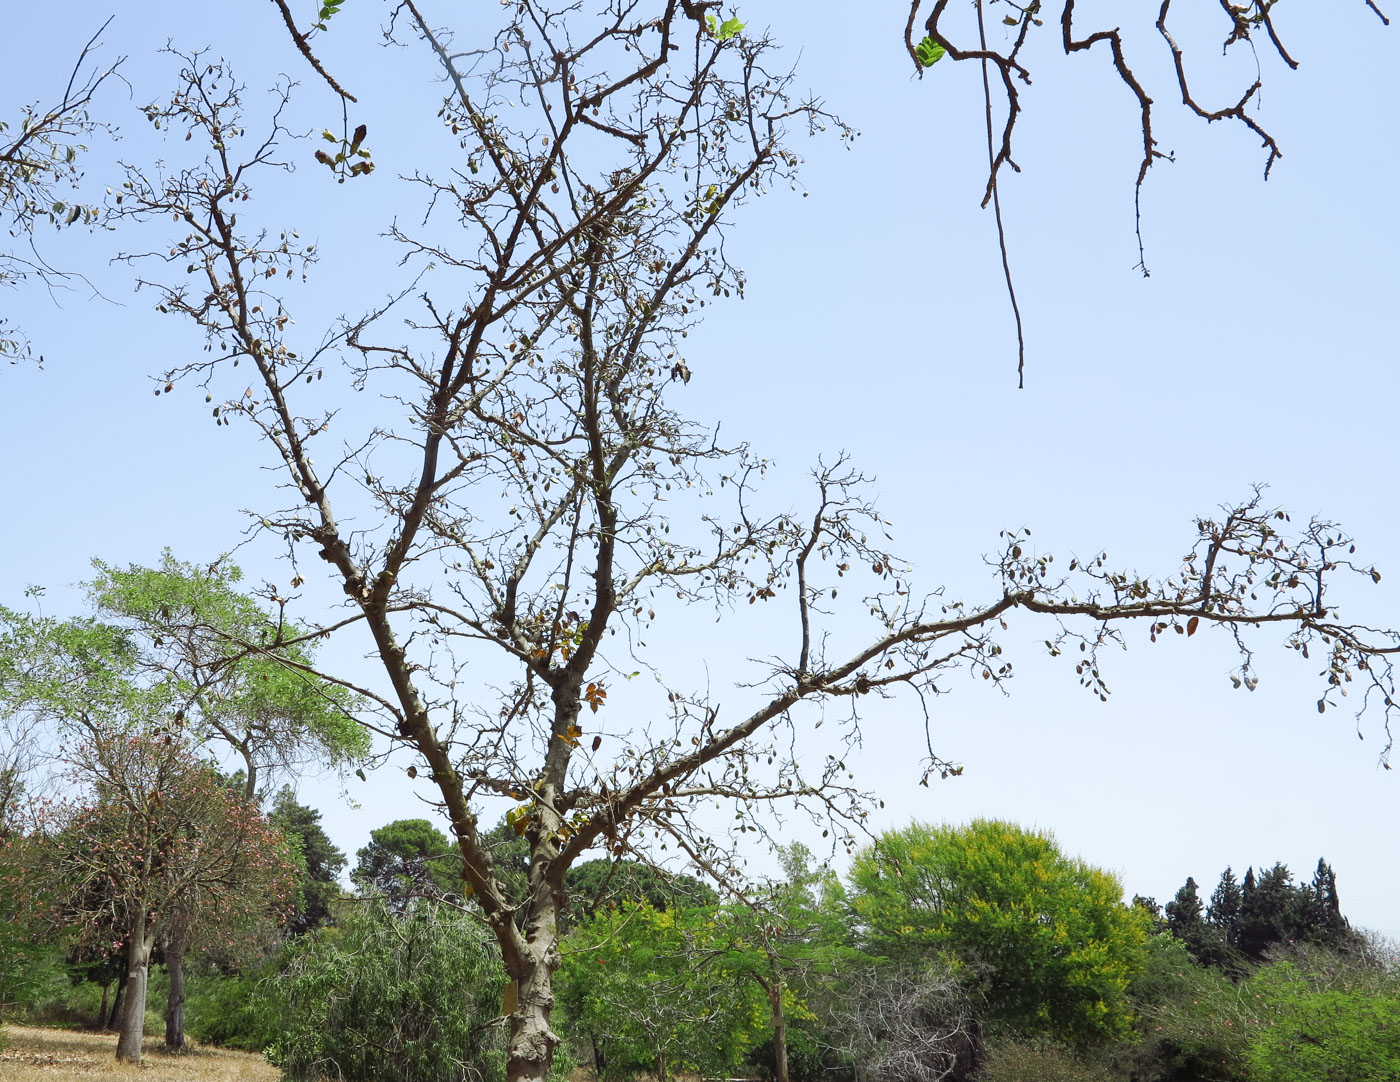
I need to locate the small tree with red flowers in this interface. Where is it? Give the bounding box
[20,733,294,1062]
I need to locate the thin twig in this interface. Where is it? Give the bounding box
[976,0,1025,389]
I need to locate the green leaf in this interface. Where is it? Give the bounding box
[706,14,745,41]
[915,36,946,68]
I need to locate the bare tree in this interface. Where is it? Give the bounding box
[104,3,1400,1080]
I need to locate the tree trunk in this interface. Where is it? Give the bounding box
[106,975,126,1033]
[505,951,561,1082]
[95,981,110,1030]
[163,930,187,1051]
[768,977,790,1082]
[115,907,153,1064]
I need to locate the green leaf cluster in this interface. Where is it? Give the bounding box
[705,14,746,41]
[915,36,946,67]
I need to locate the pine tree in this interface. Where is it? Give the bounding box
[1165,877,1220,963]
[1306,857,1354,951]
[1207,867,1243,948]
[1237,863,1296,961]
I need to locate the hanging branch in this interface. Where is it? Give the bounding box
[905,0,1391,381]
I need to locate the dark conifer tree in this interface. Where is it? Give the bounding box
[1305,858,1354,951]
[1237,863,1297,961]
[270,787,348,934]
[1165,877,1221,962]
[1207,867,1243,948]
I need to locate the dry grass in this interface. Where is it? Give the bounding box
[0,1025,278,1082]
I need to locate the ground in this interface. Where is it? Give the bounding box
[0,1026,277,1082]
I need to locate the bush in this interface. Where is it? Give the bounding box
[266,896,508,1082]
[184,960,285,1051]
[1141,961,1257,1082]
[1243,960,1400,1082]
[975,1038,1125,1082]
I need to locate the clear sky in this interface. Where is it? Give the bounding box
[2,2,1397,933]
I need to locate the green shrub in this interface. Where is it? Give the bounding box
[266,896,508,1082]
[184,960,285,1051]
[1243,961,1400,1082]
[1142,961,1257,1082]
[975,1037,1125,1082]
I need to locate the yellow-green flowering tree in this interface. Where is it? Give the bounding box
[849,819,1150,1045]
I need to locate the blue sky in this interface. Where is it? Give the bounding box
[2,2,1397,932]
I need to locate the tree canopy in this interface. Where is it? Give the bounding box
[849,819,1151,1045]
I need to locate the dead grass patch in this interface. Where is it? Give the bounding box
[0,1025,277,1082]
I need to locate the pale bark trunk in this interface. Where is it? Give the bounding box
[115,906,153,1064]
[505,950,560,1082]
[163,930,187,1051]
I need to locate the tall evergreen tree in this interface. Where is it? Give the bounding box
[1305,858,1354,951]
[1207,867,1243,949]
[1165,877,1220,964]
[1237,863,1298,961]
[269,787,348,934]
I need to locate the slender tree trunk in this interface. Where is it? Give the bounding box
[163,930,187,1051]
[767,977,790,1082]
[106,975,126,1033]
[115,906,153,1064]
[95,981,110,1030]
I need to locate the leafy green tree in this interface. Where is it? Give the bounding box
[0,556,365,1053]
[721,845,855,1082]
[268,896,508,1082]
[849,820,1150,1046]
[84,553,370,799]
[557,902,765,1082]
[352,819,459,911]
[564,858,717,928]
[269,786,347,934]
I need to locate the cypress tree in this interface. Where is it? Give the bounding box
[1237,863,1295,961]
[1165,877,1219,962]
[1207,867,1243,948]
[1306,857,1353,950]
